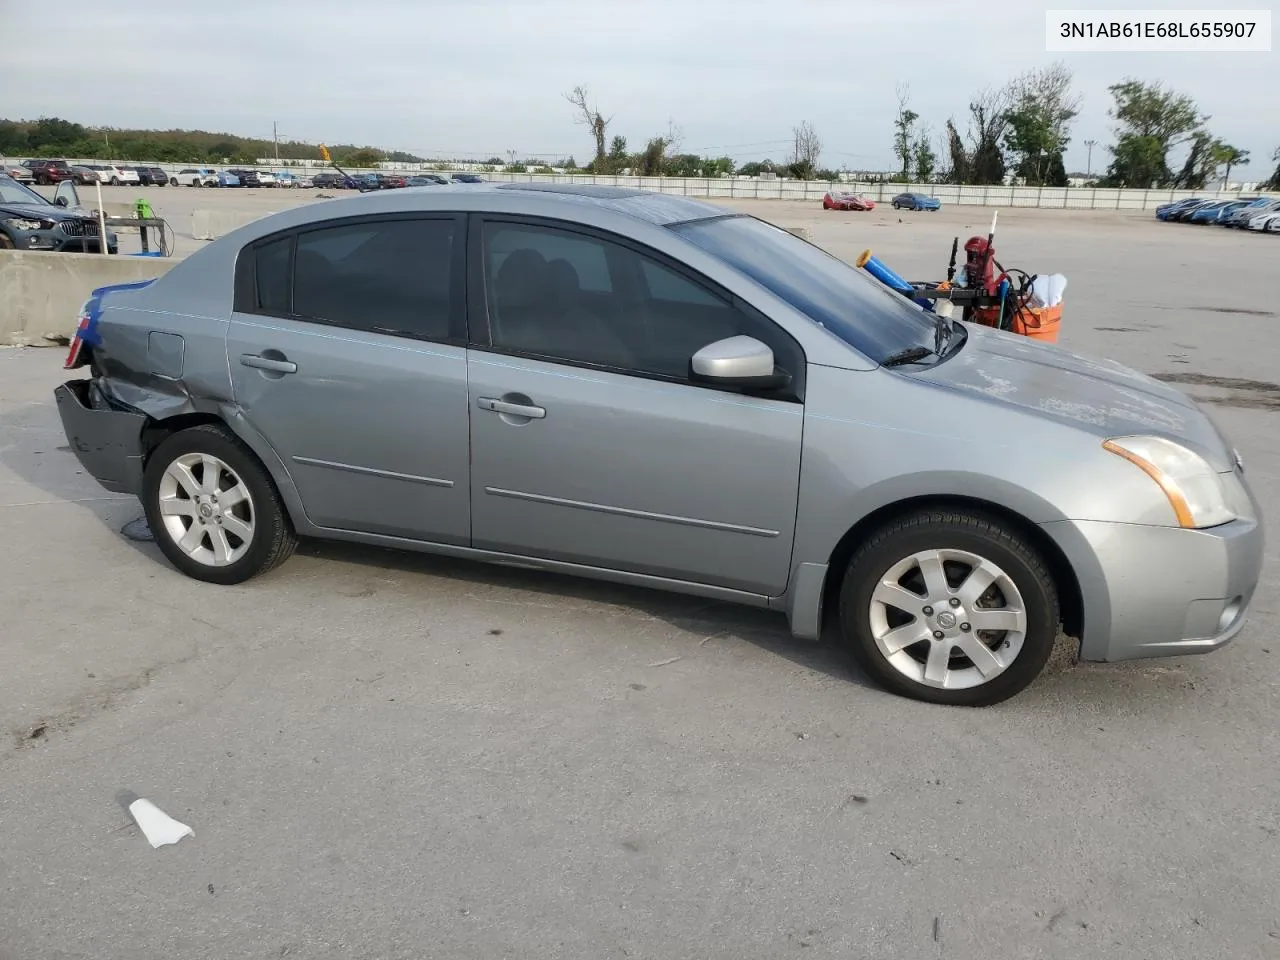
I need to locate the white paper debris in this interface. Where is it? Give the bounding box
[128,798,194,848]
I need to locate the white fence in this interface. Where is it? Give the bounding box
[45,157,1274,212]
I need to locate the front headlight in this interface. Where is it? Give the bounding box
[1103,436,1246,529]
[2,218,47,231]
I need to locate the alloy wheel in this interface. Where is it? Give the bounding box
[868,548,1027,690]
[156,453,256,566]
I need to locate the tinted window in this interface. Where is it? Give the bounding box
[672,215,936,363]
[253,236,292,314]
[292,218,458,340]
[482,221,801,386]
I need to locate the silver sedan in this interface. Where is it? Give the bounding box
[54,183,1264,705]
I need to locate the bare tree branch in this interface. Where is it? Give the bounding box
[564,85,611,167]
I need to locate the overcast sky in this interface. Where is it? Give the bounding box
[5,0,1276,174]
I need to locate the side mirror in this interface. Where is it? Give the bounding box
[55,195,69,207]
[690,335,791,391]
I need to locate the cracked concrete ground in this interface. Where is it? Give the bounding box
[1,205,1278,960]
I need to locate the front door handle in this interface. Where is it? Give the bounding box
[240,353,297,374]
[477,397,546,419]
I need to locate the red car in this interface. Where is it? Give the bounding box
[822,190,875,211]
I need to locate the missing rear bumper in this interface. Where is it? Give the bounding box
[54,380,147,495]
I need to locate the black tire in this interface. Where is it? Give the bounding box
[838,508,1059,706]
[169,177,178,186]
[142,424,297,585]
[110,177,120,186]
[0,234,14,250]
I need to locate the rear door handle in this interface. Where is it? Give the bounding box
[477,397,546,419]
[240,354,297,374]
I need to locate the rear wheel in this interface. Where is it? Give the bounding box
[838,509,1059,706]
[169,177,178,186]
[143,424,297,585]
[0,235,14,250]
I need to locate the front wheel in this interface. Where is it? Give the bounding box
[142,424,297,585]
[838,509,1059,706]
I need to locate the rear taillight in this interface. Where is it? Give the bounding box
[65,303,92,369]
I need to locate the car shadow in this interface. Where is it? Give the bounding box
[0,398,865,687]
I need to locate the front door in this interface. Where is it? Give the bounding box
[466,217,805,596]
[226,214,471,544]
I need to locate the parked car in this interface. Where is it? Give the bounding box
[274,171,310,188]
[131,166,170,187]
[405,175,443,187]
[450,173,485,183]
[70,164,102,185]
[0,174,118,253]
[3,160,35,184]
[92,164,140,186]
[376,173,407,189]
[53,183,1263,707]
[822,190,875,211]
[891,192,941,211]
[414,173,449,185]
[229,169,262,187]
[1224,197,1280,227]
[1169,200,1213,222]
[1188,200,1245,224]
[1246,209,1280,232]
[257,171,277,187]
[1154,198,1206,220]
[217,170,241,188]
[310,172,348,190]
[21,159,75,185]
[173,167,219,187]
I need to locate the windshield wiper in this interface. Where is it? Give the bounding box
[881,346,936,367]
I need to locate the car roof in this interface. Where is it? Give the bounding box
[286,181,725,226]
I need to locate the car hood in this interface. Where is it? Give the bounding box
[903,324,1234,470]
[0,201,79,222]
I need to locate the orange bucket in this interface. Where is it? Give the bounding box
[968,302,1062,343]
[1010,303,1062,342]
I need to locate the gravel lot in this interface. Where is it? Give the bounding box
[1,195,1277,960]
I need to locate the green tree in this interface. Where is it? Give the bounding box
[893,85,918,180]
[700,155,735,177]
[912,132,936,182]
[1003,63,1078,186]
[345,147,384,167]
[737,159,776,177]
[1215,143,1249,186]
[1262,146,1280,190]
[1101,80,1204,187]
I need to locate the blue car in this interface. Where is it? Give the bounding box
[1188,200,1245,224]
[891,192,941,211]
[216,170,241,188]
[1155,198,1205,220]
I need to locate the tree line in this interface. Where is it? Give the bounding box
[566,71,1278,190]
[0,117,424,167]
[5,74,1278,190]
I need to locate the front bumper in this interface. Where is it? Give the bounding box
[54,380,148,495]
[1044,515,1264,662]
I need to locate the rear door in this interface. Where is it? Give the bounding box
[226,213,472,543]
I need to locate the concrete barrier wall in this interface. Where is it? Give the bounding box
[1,250,177,346]
[193,209,274,241]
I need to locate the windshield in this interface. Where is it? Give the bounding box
[671,215,937,362]
[0,177,51,206]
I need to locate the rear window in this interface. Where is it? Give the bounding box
[670,215,936,363]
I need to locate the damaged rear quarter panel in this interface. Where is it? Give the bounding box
[91,238,241,422]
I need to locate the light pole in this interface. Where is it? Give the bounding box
[1084,139,1097,178]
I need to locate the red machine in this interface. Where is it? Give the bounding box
[962,235,997,295]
